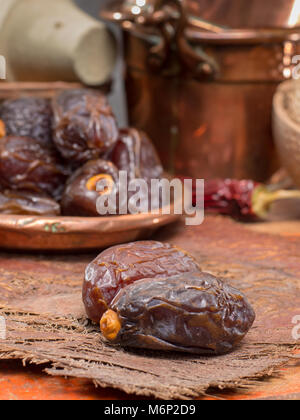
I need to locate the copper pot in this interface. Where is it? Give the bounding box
[102,0,300,181]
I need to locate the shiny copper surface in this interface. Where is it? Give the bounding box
[186,0,300,29]
[102,0,300,180]
[0,211,181,252]
[0,83,181,251]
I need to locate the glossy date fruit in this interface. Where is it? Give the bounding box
[110,128,163,182]
[0,98,53,148]
[0,136,67,198]
[83,241,201,323]
[0,190,61,216]
[100,272,256,355]
[61,159,119,217]
[52,89,119,163]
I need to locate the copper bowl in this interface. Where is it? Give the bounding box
[0,82,181,251]
[0,210,181,252]
[0,81,85,100]
[273,79,300,188]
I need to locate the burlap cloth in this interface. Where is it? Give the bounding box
[0,216,299,399]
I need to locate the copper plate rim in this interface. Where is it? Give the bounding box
[0,211,181,234]
[0,198,183,252]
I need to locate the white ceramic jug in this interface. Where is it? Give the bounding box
[0,0,116,85]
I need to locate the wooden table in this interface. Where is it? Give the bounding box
[0,219,299,400]
[0,354,299,400]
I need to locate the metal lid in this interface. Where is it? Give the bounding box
[101,0,300,45]
[186,0,300,29]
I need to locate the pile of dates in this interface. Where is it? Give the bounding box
[83,241,256,355]
[0,90,163,216]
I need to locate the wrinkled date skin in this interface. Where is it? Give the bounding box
[83,241,201,323]
[110,128,163,182]
[0,190,61,216]
[0,136,67,199]
[61,159,119,217]
[52,89,119,164]
[110,128,164,210]
[0,98,53,148]
[102,272,256,355]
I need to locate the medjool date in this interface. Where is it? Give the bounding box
[0,190,60,216]
[110,128,163,182]
[0,136,67,199]
[52,89,119,163]
[0,98,53,148]
[100,272,256,355]
[83,241,201,322]
[61,159,119,217]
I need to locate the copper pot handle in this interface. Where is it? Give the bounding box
[103,0,219,79]
[167,0,219,79]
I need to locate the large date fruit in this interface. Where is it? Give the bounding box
[61,159,119,217]
[52,89,119,163]
[0,136,67,199]
[0,98,53,148]
[83,241,201,323]
[0,190,60,216]
[110,128,163,182]
[100,272,256,355]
